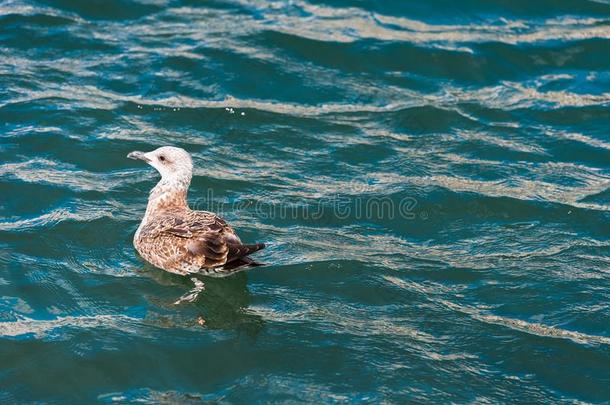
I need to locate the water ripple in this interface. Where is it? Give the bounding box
[1,0,609,402]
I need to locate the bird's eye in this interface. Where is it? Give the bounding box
[159,155,166,162]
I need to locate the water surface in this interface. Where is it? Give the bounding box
[1,0,610,403]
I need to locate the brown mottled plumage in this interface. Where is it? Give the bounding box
[128,146,265,277]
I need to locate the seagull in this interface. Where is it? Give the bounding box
[127,146,265,277]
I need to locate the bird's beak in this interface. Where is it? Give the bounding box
[127,151,150,163]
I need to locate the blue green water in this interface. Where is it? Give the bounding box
[1,0,610,403]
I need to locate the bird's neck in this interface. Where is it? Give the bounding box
[143,179,190,221]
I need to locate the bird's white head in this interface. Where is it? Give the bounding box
[127,146,193,189]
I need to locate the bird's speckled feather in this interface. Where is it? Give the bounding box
[129,146,265,276]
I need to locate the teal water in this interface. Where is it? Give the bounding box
[1,0,610,403]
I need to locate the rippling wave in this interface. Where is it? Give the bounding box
[1,0,609,402]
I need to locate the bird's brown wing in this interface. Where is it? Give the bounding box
[137,211,263,274]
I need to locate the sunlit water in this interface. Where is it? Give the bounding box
[1,0,610,403]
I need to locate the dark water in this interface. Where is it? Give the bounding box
[1,0,610,403]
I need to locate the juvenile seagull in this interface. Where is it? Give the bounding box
[127,146,265,277]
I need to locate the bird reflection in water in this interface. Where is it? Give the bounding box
[141,266,264,338]
[174,277,206,305]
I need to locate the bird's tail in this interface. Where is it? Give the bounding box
[197,242,265,276]
[227,243,266,261]
[223,255,265,271]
